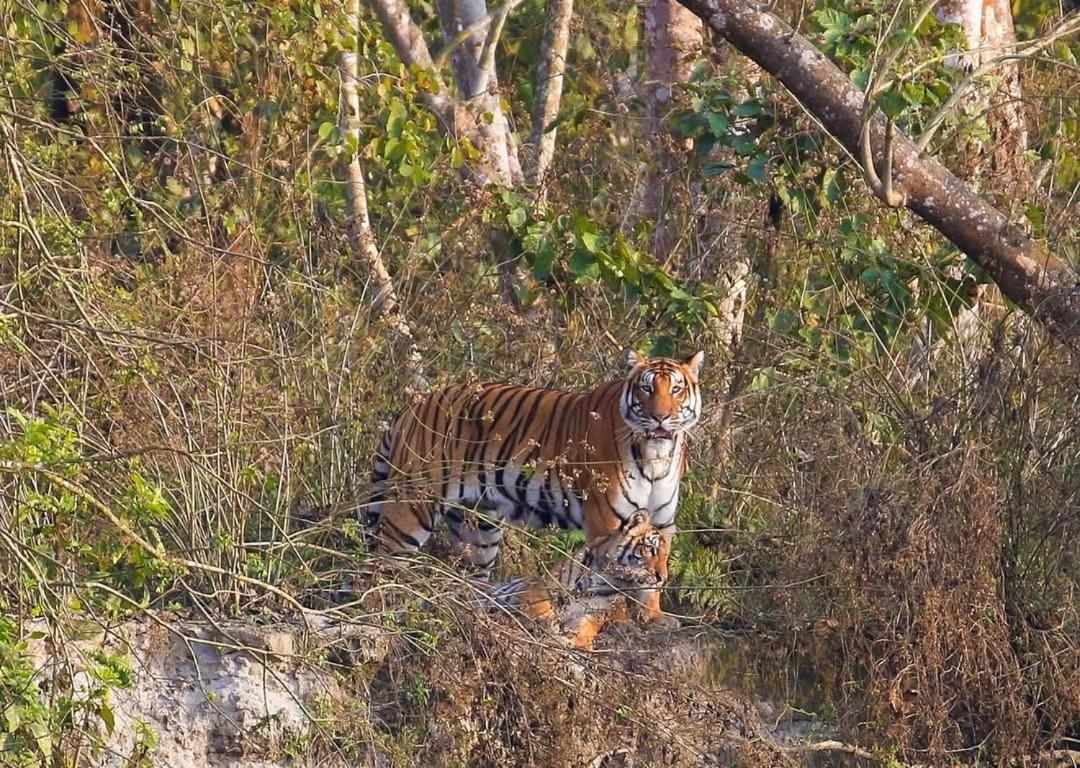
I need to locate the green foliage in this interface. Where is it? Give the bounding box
[491,191,727,335]
[0,616,137,767]
[0,617,53,767]
[0,0,1077,761]
[1,408,173,611]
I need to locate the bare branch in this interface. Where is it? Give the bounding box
[857,0,937,207]
[475,0,522,94]
[367,0,455,129]
[525,0,574,192]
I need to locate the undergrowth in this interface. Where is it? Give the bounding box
[1,0,1077,764]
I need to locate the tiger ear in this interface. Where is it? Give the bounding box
[684,350,705,379]
[623,347,645,369]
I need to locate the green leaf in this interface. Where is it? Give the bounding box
[877,90,906,119]
[729,134,757,156]
[318,122,335,141]
[3,704,21,731]
[507,207,527,230]
[386,100,407,136]
[702,161,733,177]
[99,702,116,736]
[580,230,602,254]
[707,113,729,137]
[30,721,51,759]
[746,153,768,183]
[532,241,557,281]
[623,8,639,50]
[569,249,599,280]
[732,100,762,117]
[383,137,403,162]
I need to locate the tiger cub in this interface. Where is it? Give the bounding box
[474,510,671,648]
[365,349,703,622]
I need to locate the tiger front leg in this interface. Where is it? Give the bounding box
[634,587,680,630]
[634,526,679,629]
[445,504,505,578]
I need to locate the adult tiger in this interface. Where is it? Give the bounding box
[364,348,703,621]
[475,510,670,648]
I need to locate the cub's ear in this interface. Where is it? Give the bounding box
[684,350,705,379]
[624,509,651,530]
[623,347,646,369]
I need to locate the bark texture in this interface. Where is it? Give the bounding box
[641,0,704,258]
[676,0,1080,341]
[438,0,524,186]
[935,0,1031,199]
[526,0,574,191]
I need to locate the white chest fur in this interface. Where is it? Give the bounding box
[613,436,684,530]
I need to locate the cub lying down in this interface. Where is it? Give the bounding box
[473,510,673,648]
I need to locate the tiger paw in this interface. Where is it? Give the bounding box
[640,612,681,631]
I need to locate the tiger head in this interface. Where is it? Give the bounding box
[575,510,670,595]
[620,349,704,442]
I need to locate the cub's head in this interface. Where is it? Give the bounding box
[576,510,670,595]
[620,349,704,442]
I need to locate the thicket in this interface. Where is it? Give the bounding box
[0,0,1077,765]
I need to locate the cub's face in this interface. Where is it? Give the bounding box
[620,349,704,442]
[576,511,670,594]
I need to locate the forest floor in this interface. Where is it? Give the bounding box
[27,605,874,768]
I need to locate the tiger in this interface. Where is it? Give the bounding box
[473,510,671,648]
[364,348,704,622]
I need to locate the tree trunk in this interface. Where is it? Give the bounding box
[908,0,1034,378]
[641,1,752,356]
[341,0,426,390]
[675,0,1080,342]
[525,0,574,194]
[341,0,425,391]
[437,0,524,186]
[369,0,522,186]
[935,0,1031,200]
[640,0,704,258]
[339,21,401,317]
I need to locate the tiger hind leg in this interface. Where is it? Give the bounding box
[445,503,505,578]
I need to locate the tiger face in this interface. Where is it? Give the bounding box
[620,349,704,442]
[576,510,670,595]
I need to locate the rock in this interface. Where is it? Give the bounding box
[19,613,392,768]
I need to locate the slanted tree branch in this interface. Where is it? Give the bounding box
[675,0,1080,341]
[475,0,521,94]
